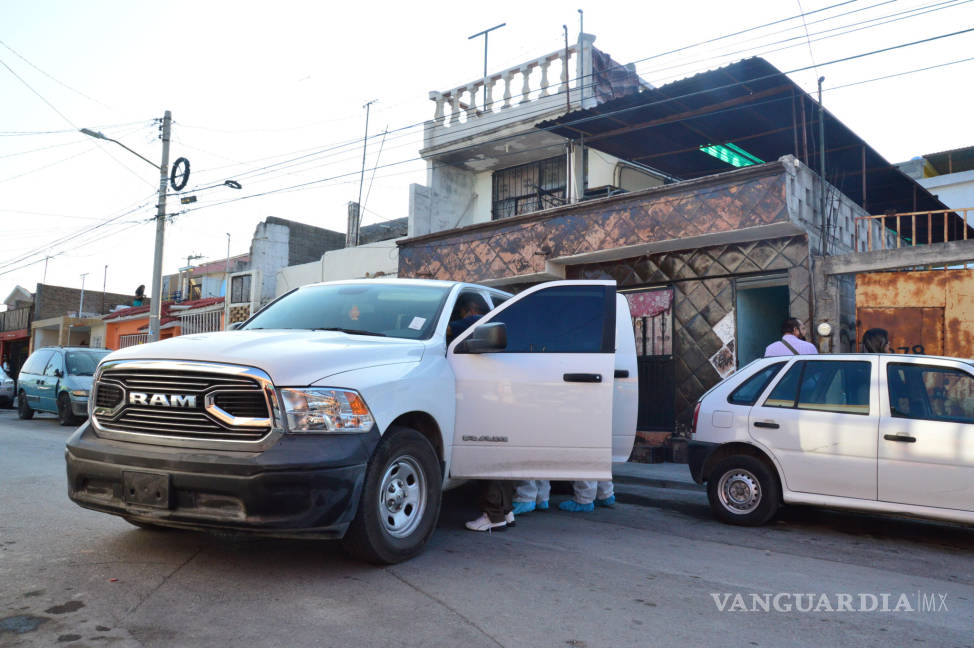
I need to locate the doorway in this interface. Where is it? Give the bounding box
[735,275,790,367]
[622,288,675,433]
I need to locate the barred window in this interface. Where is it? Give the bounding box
[491,157,566,220]
[230,274,252,304]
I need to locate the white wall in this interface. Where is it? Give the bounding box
[920,170,974,211]
[275,239,402,297]
[250,221,290,305]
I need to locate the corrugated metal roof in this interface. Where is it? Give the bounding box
[539,57,959,236]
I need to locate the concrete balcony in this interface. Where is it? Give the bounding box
[422,34,597,172]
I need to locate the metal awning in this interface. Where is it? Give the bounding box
[539,57,968,240]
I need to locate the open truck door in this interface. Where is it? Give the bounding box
[448,281,616,480]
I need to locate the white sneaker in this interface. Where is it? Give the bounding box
[465,513,507,532]
[505,511,516,527]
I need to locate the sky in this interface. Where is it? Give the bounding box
[2,0,973,305]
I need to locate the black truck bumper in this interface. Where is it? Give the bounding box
[65,421,378,539]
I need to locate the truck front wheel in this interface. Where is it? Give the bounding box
[342,426,442,564]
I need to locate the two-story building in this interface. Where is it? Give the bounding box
[396,36,963,457]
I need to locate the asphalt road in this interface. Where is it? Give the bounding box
[2,408,973,648]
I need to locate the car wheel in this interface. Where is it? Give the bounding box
[342,426,442,565]
[707,455,780,526]
[57,393,78,426]
[17,391,34,420]
[0,397,12,409]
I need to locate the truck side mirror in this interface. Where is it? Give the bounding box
[456,322,507,354]
[228,322,243,331]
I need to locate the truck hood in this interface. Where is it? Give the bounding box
[103,330,425,386]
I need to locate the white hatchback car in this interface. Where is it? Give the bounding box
[689,354,974,527]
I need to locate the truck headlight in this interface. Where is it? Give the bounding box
[280,388,374,433]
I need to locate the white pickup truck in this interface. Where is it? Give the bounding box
[66,279,638,563]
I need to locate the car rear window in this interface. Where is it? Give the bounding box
[728,362,785,406]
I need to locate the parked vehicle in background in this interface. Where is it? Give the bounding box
[65,279,638,564]
[18,347,111,425]
[0,366,14,408]
[690,354,974,527]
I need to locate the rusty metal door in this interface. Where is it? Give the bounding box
[856,307,943,355]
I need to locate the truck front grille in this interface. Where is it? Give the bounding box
[92,364,273,442]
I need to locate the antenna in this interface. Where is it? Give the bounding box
[469,23,506,108]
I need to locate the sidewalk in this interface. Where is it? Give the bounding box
[612,461,703,492]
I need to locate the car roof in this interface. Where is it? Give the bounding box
[750,353,974,366]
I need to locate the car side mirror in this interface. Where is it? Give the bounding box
[456,322,507,354]
[54,369,64,378]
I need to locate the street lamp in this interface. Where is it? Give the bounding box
[81,111,171,342]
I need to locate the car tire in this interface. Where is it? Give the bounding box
[707,455,780,526]
[341,426,442,565]
[17,391,34,420]
[0,397,12,409]
[57,393,78,427]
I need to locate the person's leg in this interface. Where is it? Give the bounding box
[535,480,551,509]
[467,480,511,531]
[559,480,596,512]
[513,480,539,514]
[595,480,615,507]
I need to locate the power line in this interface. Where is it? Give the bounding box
[0,38,111,109]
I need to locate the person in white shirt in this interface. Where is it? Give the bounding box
[764,318,818,357]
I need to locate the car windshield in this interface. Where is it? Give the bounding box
[242,283,452,340]
[65,350,111,376]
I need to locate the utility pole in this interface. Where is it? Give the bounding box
[354,100,376,247]
[818,77,827,254]
[148,111,172,342]
[78,273,89,318]
[43,255,51,283]
[468,23,505,108]
[101,265,107,314]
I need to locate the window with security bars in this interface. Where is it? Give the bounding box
[230,274,252,304]
[491,157,566,220]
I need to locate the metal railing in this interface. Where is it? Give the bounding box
[0,307,30,332]
[119,333,149,348]
[854,208,973,253]
[180,310,222,335]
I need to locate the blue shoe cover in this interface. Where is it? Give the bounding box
[595,495,616,508]
[558,500,595,512]
[535,499,549,511]
[512,501,536,515]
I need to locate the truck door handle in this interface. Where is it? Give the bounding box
[613,369,629,378]
[884,433,917,443]
[563,373,602,383]
[753,421,779,429]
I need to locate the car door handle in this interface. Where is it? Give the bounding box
[613,369,629,378]
[753,421,779,429]
[563,373,602,383]
[884,433,917,443]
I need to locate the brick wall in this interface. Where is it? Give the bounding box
[34,284,137,320]
[264,217,346,266]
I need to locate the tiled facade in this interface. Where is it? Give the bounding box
[399,166,790,282]
[570,237,812,429]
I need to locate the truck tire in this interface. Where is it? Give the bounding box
[17,391,33,420]
[707,455,780,526]
[342,426,442,564]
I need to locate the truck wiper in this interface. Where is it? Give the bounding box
[312,327,387,337]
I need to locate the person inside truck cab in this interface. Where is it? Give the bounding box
[446,293,489,343]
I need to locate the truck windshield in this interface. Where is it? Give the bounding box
[242,283,452,340]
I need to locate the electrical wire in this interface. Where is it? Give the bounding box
[0,38,112,109]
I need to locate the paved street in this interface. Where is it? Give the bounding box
[2,407,972,648]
